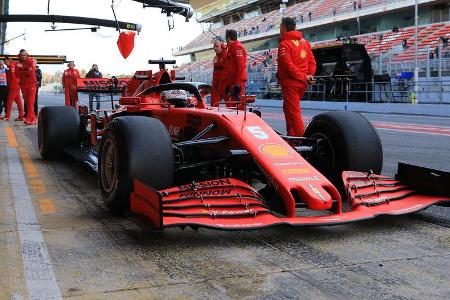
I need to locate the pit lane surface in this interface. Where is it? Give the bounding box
[1,94,449,299]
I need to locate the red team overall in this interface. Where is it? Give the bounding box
[224,29,247,108]
[277,17,316,136]
[211,40,228,107]
[4,57,24,121]
[62,62,81,109]
[16,50,37,125]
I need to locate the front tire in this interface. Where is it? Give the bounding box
[38,106,81,159]
[304,111,383,188]
[98,116,174,213]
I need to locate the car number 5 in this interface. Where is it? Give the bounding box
[246,126,269,139]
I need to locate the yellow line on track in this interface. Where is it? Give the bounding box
[38,199,56,214]
[30,179,47,194]
[17,148,38,178]
[5,127,18,147]
[6,125,57,214]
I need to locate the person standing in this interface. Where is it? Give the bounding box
[34,64,42,116]
[0,60,8,118]
[211,39,227,107]
[16,49,37,125]
[26,61,41,117]
[277,17,316,137]
[224,29,247,108]
[85,64,102,111]
[3,56,24,121]
[62,61,81,109]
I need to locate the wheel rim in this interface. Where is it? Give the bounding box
[100,138,118,193]
[311,132,336,169]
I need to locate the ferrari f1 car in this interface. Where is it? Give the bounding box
[38,60,450,231]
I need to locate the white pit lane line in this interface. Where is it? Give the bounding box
[7,147,62,300]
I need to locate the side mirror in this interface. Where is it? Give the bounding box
[243,95,255,104]
[119,97,141,106]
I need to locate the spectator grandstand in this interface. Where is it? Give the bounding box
[176,21,450,72]
[178,0,423,52]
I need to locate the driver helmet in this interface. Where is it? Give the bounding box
[161,89,188,107]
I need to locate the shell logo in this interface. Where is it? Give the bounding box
[300,50,307,58]
[259,143,292,158]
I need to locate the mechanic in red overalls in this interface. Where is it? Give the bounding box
[277,17,316,136]
[211,39,227,107]
[16,49,37,125]
[223,29,247,109]
[62,61,81,109]
[3,56,24,121]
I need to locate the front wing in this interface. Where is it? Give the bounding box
[130,165,449,231]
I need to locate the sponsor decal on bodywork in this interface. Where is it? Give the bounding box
[209,209,256,215]
[179,189,232,198]
[78,78,130,91]
[308,184,325,201]
[259,143,293,158]
[282,168,310,175]
[357,195,389,206]
[273,161,304,167]
[216,222,264,228]
[288,176,321,182]
[177,179,231,191]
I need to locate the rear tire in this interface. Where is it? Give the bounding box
[38,106,81,159]
[98,116,174,213]
[304,111,383,189]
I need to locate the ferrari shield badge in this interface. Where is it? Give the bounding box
[300,49,307,58]
[117,31,136,59]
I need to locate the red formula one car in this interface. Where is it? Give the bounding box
[38,60,450,231]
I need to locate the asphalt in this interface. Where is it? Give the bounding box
[0,93,449,299]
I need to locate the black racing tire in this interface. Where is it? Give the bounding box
[38,106,81,159]
[98,116,174,213]
[304,111,383,189]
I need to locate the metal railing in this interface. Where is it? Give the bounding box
[302,79,450,104]
[371,44,450,77]
[178,58,450,104]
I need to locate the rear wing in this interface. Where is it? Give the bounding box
[77,78,131,93]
